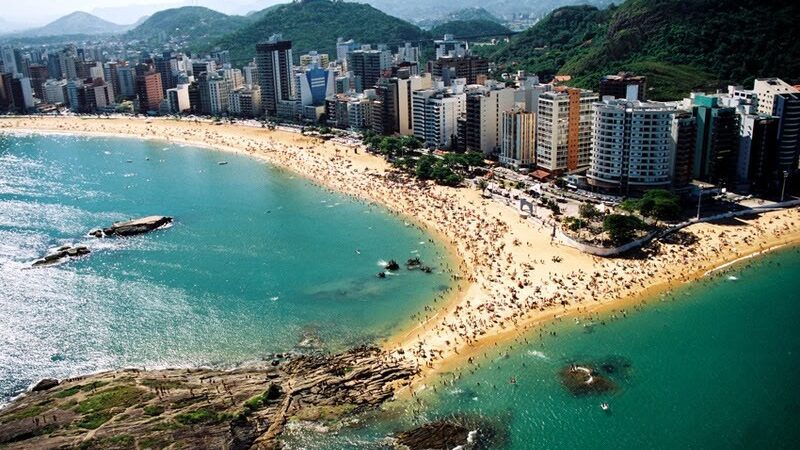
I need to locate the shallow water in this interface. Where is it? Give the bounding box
[0,133,455,403]
[287,247,800,449]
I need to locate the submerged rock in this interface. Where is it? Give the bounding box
[91,215,172,238]
[559,364,616,395]
[394,416,504,450]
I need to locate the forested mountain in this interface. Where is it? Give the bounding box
[428,20,512,40]
[214,0,427,66]
[25,12,129,37]
[480,0,800,99]
[125,7,250,49]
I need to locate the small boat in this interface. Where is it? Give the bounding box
[355,249,361,255]
[377,271,386,278]
[600,403,609,411]
[218,161,229,165]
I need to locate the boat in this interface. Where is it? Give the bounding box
[218,161,229,165]
[600,403,609,411]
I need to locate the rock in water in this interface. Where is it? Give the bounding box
[31,379,59,392]
[395,422,471,449]
[31,245,91,267]
[92,216,173,237]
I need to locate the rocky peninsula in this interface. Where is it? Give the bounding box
[0,347,416,449]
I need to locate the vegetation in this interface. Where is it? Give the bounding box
[578,203,602,220]
[621,189,681,221]
[481,0,800,100]
[603,214,647,245]
[143,405,164,416]
[125,7,249,49]
[215,0,427,67]
[174,407,231,426]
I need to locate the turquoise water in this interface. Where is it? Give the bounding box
[0,133,454,403]
[288,247,800,449]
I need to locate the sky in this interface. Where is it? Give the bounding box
[1,0,282,26]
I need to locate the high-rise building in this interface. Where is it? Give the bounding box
[671,111,697,189]
[429,56,488,86]
[298,66,334,108]
[396,43,420,64]
[117,66,137,99]
[243,61,257,86]
[599,72,647,102]
[588,99,676,192]
[299,51,329,70]
[536,88,598,173]
[154,52,177,94]
[27,64,49,100]
[166,84,191,114]
[500,107,536,168]
[229,86,263,118]
[43,79,68,105]
[1,46,19,76]
[136,71,164,113]
[347,45,392,92]
[86,79,115,111]
[692,94,740,186]
[434,35,467,59]
[66,79,87,112]
[256,35,295,116]
[737,114,779,190]
[397,73,432,136]
[753,78,800,193]
[412,82,467,148]
[336,38,357,70]
[463,82,516,155]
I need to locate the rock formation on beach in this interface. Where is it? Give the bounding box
[90,216,173,238]
[0,346,417,449]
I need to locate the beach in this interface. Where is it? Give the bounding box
[2,115,799,384]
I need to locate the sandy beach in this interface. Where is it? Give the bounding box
[2,115,799,386]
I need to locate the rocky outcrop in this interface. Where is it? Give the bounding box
[31,245,90,267]
[0,346,417,449]
[30,379,59,392]
[90,216,172,238]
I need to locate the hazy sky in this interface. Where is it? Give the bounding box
[2,0,282,26]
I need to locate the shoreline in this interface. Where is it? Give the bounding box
[3,115,800,390]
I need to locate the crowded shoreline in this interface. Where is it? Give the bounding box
[2,115,800,386]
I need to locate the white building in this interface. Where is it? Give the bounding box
[166,83,190,113]
[397,73,432,135]
[412,83,466,148]
[207,75,232,115]
[587,98,677,191]
[434,34,467,59]
[753,78,798,116]
[229,86,263,118]
[500,107,536,168]
[43,79,67,104]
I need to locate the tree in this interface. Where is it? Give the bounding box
[603,214,646,245]
[415,155,436,180]
[578,203,601,220]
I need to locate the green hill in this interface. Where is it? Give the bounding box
[429,20,512,39]
[482,0,800,100]
[215,0,427,67]
[125,6,249,49]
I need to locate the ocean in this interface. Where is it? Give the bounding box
[0,133,455,404]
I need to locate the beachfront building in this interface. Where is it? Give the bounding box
[256,35,295,117]
[43,79,67,105]
[737,114,779,191]
[412,81,466,149]
[229,85,263,118]
[588,98,676,192]
[463,81,517,155]
[692,94,740,186]
[166,84,191,114]
[671,111,697,189]
[500,107,536,168]
[752,78,800,193]
[135,70,164,113]
[536,88,598,174]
